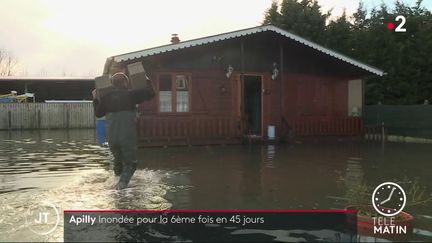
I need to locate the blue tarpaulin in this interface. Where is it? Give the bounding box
[0,98,13,103]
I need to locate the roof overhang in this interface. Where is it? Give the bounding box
[0,76,95,82]
[112,25,384,76]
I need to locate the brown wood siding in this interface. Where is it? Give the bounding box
[331,80,348,116]
[267,74,282,138]
[196,78,231,114]
[280,73,360,137]
[282,73,348,119]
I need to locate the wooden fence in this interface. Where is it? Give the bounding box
[0,103,95,130]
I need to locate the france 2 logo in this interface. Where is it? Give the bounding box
[387,15,406,32]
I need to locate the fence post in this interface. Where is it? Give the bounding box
[47,106,50,130]
[381,122,386,143]
[38,110,41,129]
[8,110,12,130]
[66,104,70,129]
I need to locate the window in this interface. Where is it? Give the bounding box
[176,75,189,112]
[159,75,172,112]
[158,74,190,112]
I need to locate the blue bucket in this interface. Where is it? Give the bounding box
[96,118,106,144]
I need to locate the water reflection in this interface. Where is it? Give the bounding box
[0,130,181,242]
[345,157,364,190]
[262,144,276,168]
[0,130,111,195]
[0,130,431,242]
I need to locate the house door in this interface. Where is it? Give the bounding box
[242,75,262,136]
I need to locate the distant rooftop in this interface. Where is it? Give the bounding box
[0,76,95,80]
[0,76,95,82]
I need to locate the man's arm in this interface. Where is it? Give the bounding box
[92,89,106,118]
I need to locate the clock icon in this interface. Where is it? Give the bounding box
[372,182,406,217]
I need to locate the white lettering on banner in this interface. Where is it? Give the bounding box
[69,215,96,226]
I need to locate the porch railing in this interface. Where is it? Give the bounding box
[137,115,241,138]
[287,117,363,136]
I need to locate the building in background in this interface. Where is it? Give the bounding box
[0,76,94,102]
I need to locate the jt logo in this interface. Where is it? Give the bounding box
[35,212,50,224]
[26,201,60,235]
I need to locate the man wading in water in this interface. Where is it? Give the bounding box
[92,72,154,189]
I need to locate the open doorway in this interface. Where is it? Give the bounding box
[243,75,262,136]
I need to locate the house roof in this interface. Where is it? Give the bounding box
[112,25,384,76]
[0,76,95,82]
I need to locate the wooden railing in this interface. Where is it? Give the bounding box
[287,117,363,136]
[139,116,362,139]
[137,115,241,138]
[363,123,386,141]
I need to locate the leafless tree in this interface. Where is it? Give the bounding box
[0,49,18,76]
[39,68,48,76]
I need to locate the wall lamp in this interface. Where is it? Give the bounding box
[271,62,279,80]
[226,65,234,79]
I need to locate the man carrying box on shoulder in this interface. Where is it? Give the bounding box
[92,72,154,190]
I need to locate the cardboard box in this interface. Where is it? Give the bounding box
[127,62,149,90]
[95,75,113,99]
[95,75,111,89]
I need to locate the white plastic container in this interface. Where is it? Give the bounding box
[267,125,276,140]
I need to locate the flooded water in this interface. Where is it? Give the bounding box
[0,129,431,242]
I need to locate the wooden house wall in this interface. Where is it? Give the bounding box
[136,69,358,140]
[282,74,348,119]
[138,69,235,115]
[281,74,361,137]
[135,71,359,139]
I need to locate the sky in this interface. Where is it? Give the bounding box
[0,0,430,77]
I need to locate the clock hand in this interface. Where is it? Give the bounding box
[380,198,390,205]
[387,187,396,200]
[380,187,396,205]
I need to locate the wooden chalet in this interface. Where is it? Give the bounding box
[103,25,384,145]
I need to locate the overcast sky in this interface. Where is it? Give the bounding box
[0,0,430,77]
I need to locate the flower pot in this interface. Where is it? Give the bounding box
[346,205,414,241]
